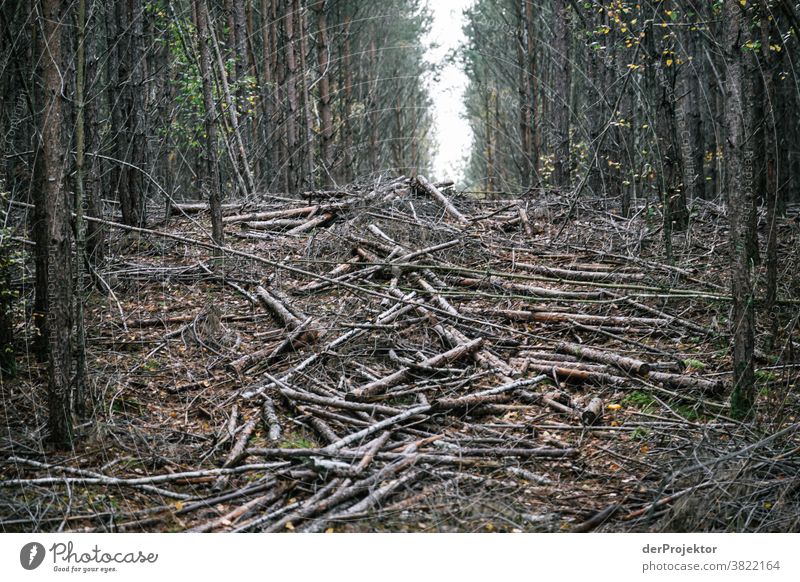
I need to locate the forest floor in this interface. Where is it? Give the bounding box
[2,177,799,532]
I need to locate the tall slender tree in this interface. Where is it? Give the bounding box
[35,0,74,446]
[724,0,756,418]
[194,0,224,249]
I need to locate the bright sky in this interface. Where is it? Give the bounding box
[425,0,474,183]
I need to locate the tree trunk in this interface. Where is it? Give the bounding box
[284,0,299,193]
[73,0,89,414]
[759,0,782,345]
[681,23,705,203]
[486,86,495,193]
[525,0,539,185]
[233,0,251,154]
[298,1,315,190]
[368,35,379,174]
[36,0,74,447]
[107,2,133,226]
[313,0,333,180]
[259,0,273,180]
[208,0,255,197]
[84,0,104,274]
[515,0,531,189]
[194,0,224,250]
[127,0,146,226]
[342,14,354,183]
[552,0,571,188]
[724,0,756,419]
[270,0,286,191]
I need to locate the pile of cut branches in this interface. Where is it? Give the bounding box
[1,176,798,532]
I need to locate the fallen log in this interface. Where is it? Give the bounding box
[618,295,711,336]
[213,414,260,490]
[190,483,291,533]
[581,396,604,426]
[347,338,484,400]
[454,277,604,300]
[648,370,725,395]
[507,467,553,485]
[540,394,580,417]
[514,357,609,374]
[322,405,432,452]
[431,376,548,411]
[223,205,320,224]
[303,469,424,532]
[557,341,651,375]
[286,212,334,235]
[523,362,628,386]
[263,448,420,532]
[240,218,308,230]
[397,280,517,378]
[297,239,460,294]
[450,446,577,458]
[255,286,315,338]
[170,202,243,215]
[228,317,315,375]
[414,175,469,224]
[242,295,419,400]
[516,262,646,283]
[278,386,406,416]
[572,504,621,532]
[517,206,536,236]
[261,396,282,442]
[306,417,340,445]
[479,308,669,328]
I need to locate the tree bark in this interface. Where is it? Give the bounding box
[342,13,354,183]
[368,34,379,174]
[298,1,315,190]
[127,0,147,226]
[552,0,571,188]
[283,0,299,192]
[208,1,256,197]
[73,0,89,414]
[724,0,756,419]
[36,0,74,447]
[525,0,539,185]
[233,0,251,154]
[516,1,532,188]
[194,0,224,249]
[313,0,333,180]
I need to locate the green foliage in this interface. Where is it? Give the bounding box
[280,432,317,449]
[755,369,778,383]
[674,403,703,422]
[682,358,706,371]
[621,390,656,412]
